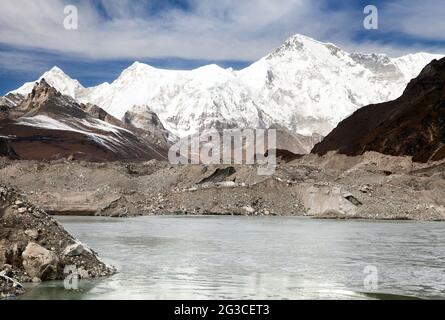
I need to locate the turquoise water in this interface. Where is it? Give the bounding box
[19,216,445,300]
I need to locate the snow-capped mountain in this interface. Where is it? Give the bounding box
[2,79,168,161]
[312,56,445,162]
[11,34,443,138]
[237,35,442,136]
[14,66,85,99]
[80,63,267,137]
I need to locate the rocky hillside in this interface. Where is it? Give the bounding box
[0,93,25,119]
[1,81,322,163]
[1,153,444,221]
[0,80,169,162]
[0,185,115,298]
[123,104,174,151]
[312,58,445,162]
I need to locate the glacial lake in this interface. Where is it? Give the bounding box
[19,216,445,300]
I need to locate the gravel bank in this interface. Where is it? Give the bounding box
[0,152,444,221]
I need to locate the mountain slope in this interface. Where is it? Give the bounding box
[312,58,445,163]
[79,63,268,137]
[10,34,443,138]
[1,80,168,161]
[13,67,84,99]
[0,93,25,120]
[238,35,442,136]
[123,104,174,150]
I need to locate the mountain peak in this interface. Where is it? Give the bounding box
[193,64,227,74]
[283,33,338,48]
[126,61,155,72]
[128,61,143,69]
[47,66,64,74]
[37,78,51,88]
[11,66,84,98]
[118,61,157,79]
[286,34,316,43]
[267,33,341,59]
[42,66,74,80]
[30,78,60,99]
[7,34,443,139]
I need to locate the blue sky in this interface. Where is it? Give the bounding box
[1,0,445,95]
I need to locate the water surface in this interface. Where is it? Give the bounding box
[20,216,445,300]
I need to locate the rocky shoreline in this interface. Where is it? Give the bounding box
[2,151,445,297]
[0,185,115,298]
[0,151,444,221]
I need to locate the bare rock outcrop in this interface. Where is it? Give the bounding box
[0,80,168,162]
[0,185,115,298]
[124,104,173,150]
[313,58,445,162]
[296,185,360,218]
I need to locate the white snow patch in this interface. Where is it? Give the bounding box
[17,115,133,152]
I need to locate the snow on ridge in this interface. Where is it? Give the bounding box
[8,34,445,139]
[16,115,136,153]
[11,66,84,98]
[18,115,79,132]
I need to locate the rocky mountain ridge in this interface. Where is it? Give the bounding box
[312,57,445,162]
[0,80,169,161]
[11,34,442,139]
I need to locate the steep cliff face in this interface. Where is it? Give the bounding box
[312,58,445,163]
[0,80,168,162]
[123,104,173,150]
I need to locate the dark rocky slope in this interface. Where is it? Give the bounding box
[312,58,445,162]
[0,80,169,162]
[0,93,25,121]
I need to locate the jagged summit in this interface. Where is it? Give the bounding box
[124,61,156,73]
[280,33,339,50]
[1,81,169,161]
[284,34,337,46]
[47,66,65,74]
[30,78,50,91]
[13,66,84,99]
[30,78,58,97]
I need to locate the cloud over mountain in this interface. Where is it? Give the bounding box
[1,0,444,63]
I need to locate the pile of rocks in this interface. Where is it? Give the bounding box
[1,152,445,220]
[0,267,26,298]
[0,185,115,298]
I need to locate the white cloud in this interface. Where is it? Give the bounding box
[0,0,356,61]
[0,51,54,74]
[0,0,444,64]
[382,0,445,41]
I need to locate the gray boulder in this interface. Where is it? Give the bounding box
[63,243,84,257]
[22,242,59,280]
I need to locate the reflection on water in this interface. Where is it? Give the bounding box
[19,216,445,300]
